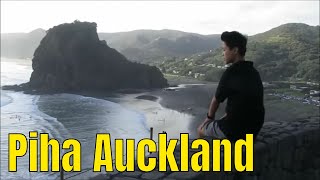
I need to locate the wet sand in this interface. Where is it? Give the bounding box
[113,83,227,139]
[114,93,194,141]
[146,83,227,138]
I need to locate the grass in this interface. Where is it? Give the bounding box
[264,94,319,122]
[272,88,306,97]
[163,74,209,86]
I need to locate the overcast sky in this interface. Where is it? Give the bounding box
[1,1,319,35]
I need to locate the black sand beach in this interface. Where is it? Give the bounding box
[135,81,227,138]
[134,80,319,138]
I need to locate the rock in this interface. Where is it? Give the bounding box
[166,171,203,179]
[141,172,166,180]
[121,171,143,178]
[89,173,110,180]
[113,177,140,180]
[135,95,158,101]
[13,21,168,93]
[263,122,281,126]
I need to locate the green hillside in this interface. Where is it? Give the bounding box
[99,29,221,63]
[154,23,319,82]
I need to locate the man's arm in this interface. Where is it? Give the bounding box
[208,96,220,118]
[198,69,229,137]
[197,96,220,137]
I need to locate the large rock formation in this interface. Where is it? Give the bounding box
[27,21,168,92]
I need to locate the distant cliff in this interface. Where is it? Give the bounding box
[23,21,168,92]
[1,28,46,59]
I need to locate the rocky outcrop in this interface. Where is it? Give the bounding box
[24,21,167,92]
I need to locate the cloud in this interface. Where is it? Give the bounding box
[1,1,319,35]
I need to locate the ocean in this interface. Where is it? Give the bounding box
[0,58,192,179]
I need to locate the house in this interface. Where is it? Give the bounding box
[311,97,320,103]
[290,85,297,90]
[310,90,320,95]
[194,73,205,79]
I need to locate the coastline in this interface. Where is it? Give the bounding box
[112,93,195,140]
[111,83,227,139]
[111,81,320,140]
[148,83,226,135]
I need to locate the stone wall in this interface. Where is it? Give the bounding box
[83,117,319,180]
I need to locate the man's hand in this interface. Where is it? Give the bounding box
[198,96,220,137]
[197,117,214,137]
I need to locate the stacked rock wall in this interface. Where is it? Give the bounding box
[84,117,319,180]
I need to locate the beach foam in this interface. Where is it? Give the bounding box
[116,93,194,142]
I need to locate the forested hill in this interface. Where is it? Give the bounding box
[156,23,319,82]
[1,28,221,62]
[99,30,221,63]
[249,23,319,81]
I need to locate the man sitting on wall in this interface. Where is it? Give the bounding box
[197,31,265,141]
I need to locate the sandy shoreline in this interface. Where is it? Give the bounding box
[135,83,320,135]
[112,81,320,141]
[114,93,195,141]
[111,83,227,139]
[147,83,227,134]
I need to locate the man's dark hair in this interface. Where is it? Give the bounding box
[221,31,247,56]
